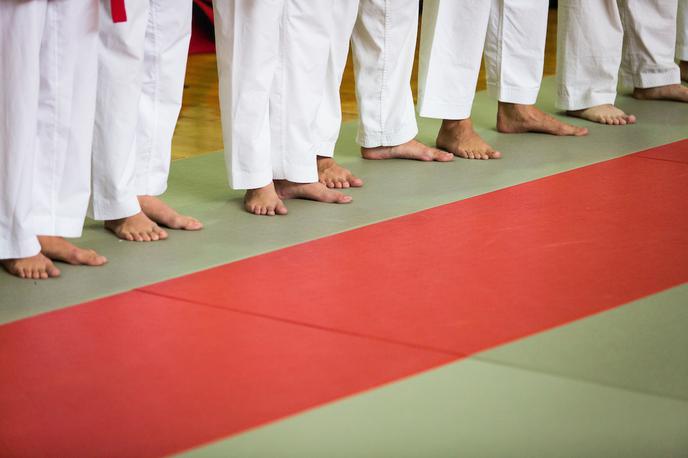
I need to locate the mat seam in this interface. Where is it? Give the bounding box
[632,155,688,166]
[136,288,464,357]
[472,354,688,404]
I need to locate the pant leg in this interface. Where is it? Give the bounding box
[678,0,688,60]
[484,0,549,105]
[32,0,99,237]
[618,0,680,88]
[418,0,491,119]
[352,0,419,147]
[0,0,45,259]
[213,0,283,190]
[556,0,623,110]
[316,0,359,158]
[91,0,149,220]
[269,0,332,183]
[134,0,192,196]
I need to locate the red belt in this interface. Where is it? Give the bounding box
[111,0,127,23]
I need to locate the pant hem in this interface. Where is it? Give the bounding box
[137,182,168,198]
[418,99,472,120]
[488,83,540,105]
[231,171,274,191]
[556,90,617,111]
[277,162,319,184]
[32,215,85,238]
[317,141,336,158]
[91,196,142,221]
[634,68,681,88]
[357,123,418,148]
[0,236,41,260]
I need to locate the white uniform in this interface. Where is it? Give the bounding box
[0,0,98,260]
[678,0,688,61]
[317,0,420,157]
[556,0,681,111]
[213,0,333,190]
[418,0,549,120]
[91,0,192,221]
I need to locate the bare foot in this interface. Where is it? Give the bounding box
[139,195,203,231]
[274,180,352,204]
[497,102,588,136]
[567,104,637,125]
[1,253,60,279]
[633,84,688,103]
[38,235,107,266]
[681,61,688,82]
[361,139,453,162]
[244,182,288,216]
[105,212,168,242]
[436,119,501,160]
[317,156,364,189]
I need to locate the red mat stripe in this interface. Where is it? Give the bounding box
[634,138,688,164]
[139,288,464,355]
[141,140,688,354]
[1,140,687,456]
[0,292,455,457]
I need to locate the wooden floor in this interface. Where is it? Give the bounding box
[172,9,558,160]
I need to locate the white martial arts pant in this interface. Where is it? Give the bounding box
[418,0,549,120]
[91,0,192,220]
[0,0,98,259]
[556,0,681,111]
[213,0,333,190]
[678,0,688,61]
[317,0,419,156]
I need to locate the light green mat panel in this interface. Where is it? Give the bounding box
[180,358,688,458]
[477,284,688,401]
[1,78,687,324]
[180,284,688,457]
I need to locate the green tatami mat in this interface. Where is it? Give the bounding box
[476,284,688,401]
[179,358,688,458]
[1,77,687,324]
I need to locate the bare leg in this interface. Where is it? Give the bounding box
[138,196,203,231]
[436,119,501,160]
[244,182,289,216]
[1,254,61,280]
[497,102,588,136]
[361,139,453,162]
[567,104,637,126]
[274,180,352,204]
[317,156,363,189]
[680,61,688,82]
[633,84,688,103]
[38,235,107,266]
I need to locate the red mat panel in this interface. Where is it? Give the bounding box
[0,292,452,457]
[142,143,688,354]
[634,138,688,164]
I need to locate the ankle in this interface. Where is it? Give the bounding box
[498,102,536,116]
[440,118,472,133]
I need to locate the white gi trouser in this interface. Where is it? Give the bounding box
[418,0,549,120]
[0,0,98,259]
[214,0,333,190]
[317,0,420,156]
[91,0,192,220]
[678,0,688,60]
[556,0,681,111]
